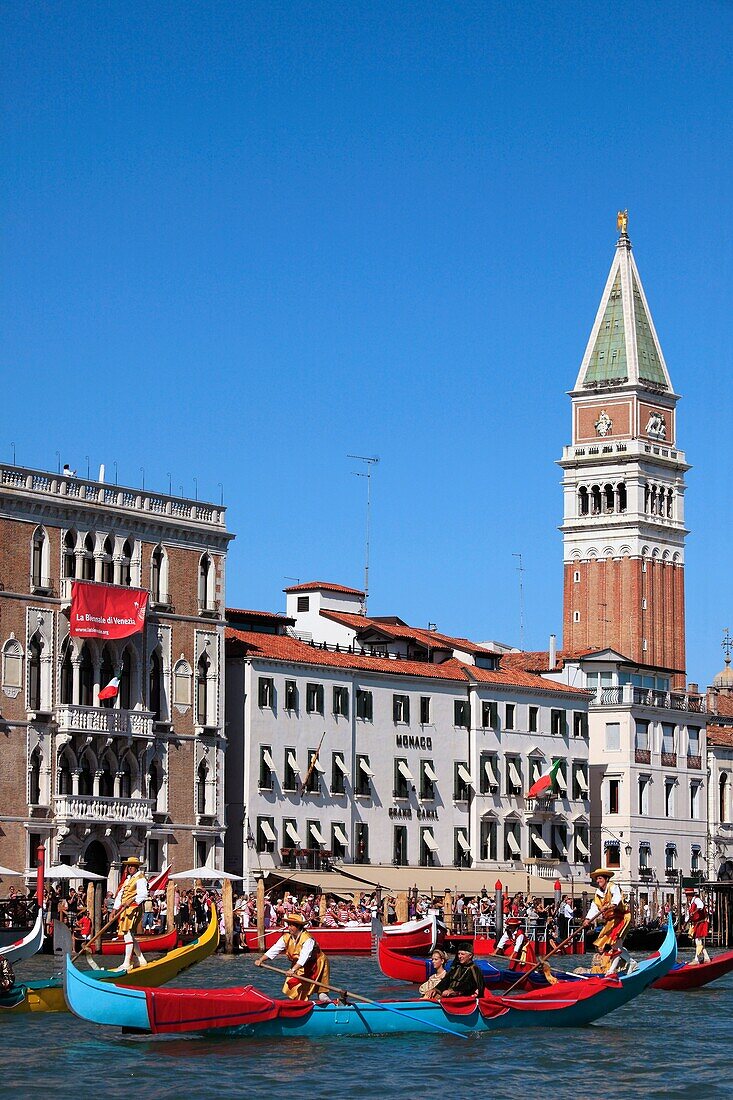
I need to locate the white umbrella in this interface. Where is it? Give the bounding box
[47,862,106,881]
[173,866,242,881]
[0,865,23,877]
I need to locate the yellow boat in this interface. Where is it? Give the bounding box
[0,907,219,1016]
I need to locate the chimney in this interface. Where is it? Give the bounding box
[688,682,698,695]
[549,634,557,669]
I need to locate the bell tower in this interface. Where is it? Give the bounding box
[558,213,689,686]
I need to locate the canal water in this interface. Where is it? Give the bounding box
[2,951,732,1100]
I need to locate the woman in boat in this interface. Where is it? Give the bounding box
[582,868,631,974]
[428,944,484,1000]
[419,949,449,998]
[255,912,330,1002]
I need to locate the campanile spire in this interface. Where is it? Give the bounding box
[558,216,689,685]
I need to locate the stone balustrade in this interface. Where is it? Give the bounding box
[54,794,154,825]
[54,704,154,738]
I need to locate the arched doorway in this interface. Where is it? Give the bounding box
[84,839,110,881]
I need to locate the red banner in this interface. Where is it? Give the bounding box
[70,581,148,640]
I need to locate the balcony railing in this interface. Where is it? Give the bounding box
[525,797,556,812]
[54,794,154,825]
[592,685,706,713]
[687,754,702,770]
[635,748,651,764]
[661,751,677,766]
[54,705,154,739]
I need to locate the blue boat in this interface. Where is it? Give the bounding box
[63,916,676,1039]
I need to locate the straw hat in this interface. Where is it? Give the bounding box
[590,868,613,880]
[285,912,307,928]
[123,855,143,867]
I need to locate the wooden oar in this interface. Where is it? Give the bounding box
[255,960,469,1039]
[503,927,585,994]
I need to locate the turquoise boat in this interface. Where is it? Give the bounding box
[63,916,676,1039]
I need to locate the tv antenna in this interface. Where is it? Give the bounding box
[348,454,379,614]
[512,553,525,650]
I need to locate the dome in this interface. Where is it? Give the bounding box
[713,657,733,690]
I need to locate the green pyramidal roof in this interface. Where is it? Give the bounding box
[583,272,628,384]
[632,273,667,387]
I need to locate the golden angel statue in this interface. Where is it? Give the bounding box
[617,209,629,235]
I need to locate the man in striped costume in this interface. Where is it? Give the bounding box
[113,855,149,972]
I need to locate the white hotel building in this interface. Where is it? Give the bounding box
[224,582,592,891]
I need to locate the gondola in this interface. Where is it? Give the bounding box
[380,914,442,955]
[0,907,218,1016]
[377,936,579,990]
[652,949,733,991]
[242,923,373,956]
[63,916,676,1039]
[99,927,179,955]
[0,907,44,964]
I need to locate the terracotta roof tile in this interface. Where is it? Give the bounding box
[283,581,364,596]
[710,692,733,719]
[707,724,733,748]
[320,610,497,656]
[225,628,586,695]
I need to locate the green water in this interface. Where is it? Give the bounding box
[2,952,732,1100]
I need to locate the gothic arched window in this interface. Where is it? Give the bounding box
[78,753,94,796]
[119,647,133,710]
[79,644,94,707]
[196,761,208,815]
[149,649,163,720]
[721,773,730,825]
[63,530,77,579]
[82,533,95,580]
[31,527,49,590]
[120,539,133,586]
[28,634,42,711]
[100,645,115,708]
[196,653,210,725]
[101,535,115,583]
[29,747,41,805]
[578,486,589,516]
[57,748,73,795]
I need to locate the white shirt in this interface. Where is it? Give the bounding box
[586,883,622,923]
[113,873,148,910]
[263,934,315,967]
[496,930,525,954]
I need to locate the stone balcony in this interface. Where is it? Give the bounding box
[54,704,154,739]
[592,685,706,713]
[0,463,226,529]
[54,793,155,826]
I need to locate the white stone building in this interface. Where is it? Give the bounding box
[543,647,707,897]
[224,583,591,890]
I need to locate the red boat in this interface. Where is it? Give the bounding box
[381,914,441,956]
[652,950,733,991]
[242,923,374,956]
[99,928,180,956]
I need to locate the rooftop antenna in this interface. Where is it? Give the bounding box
[512,553,525,650]
[348,454,379,614]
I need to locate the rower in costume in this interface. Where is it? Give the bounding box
[685,887,710,965]
[582,868,632,974]
[113,855,149,972]
[496,917,535,969]
[256,913,330,1001]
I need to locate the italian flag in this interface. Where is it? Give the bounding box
[526,759,562,800]
[148,864,171,895]
[98,675,121,701]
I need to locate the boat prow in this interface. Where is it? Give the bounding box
[652,947,733,991]
[0,907,44,964]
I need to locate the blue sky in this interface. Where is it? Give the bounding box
[2,2,731,683]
